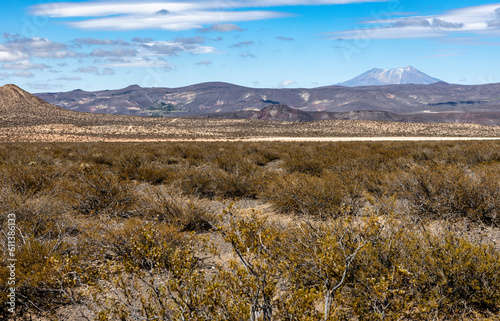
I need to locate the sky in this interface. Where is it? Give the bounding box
[0,0,500,92]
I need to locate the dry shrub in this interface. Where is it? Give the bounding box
[178,166,220,198]
[264,172,346,218]
[134,185,214,232]
[100,218,185,271]
[89,152,114,166]
[212,208,500,319]
[0,236,83,319]
[4,195,73,239]
[282,146,331,176]
[114,153,144,177]
[79,223,210,321]
[395,164,500,225]
[458,142,500,166]
[360,169,390,198]
[78,210,500,321]
[350,218,500,319]
[246,145,280,166]
[0,164,57,196]
[118,161,179,185]
[64,168,137,218]
[0,187,19,215]
[470,164,500,225]
[176,144,209,166]
[136,164,178,185]
[179,164,261,199]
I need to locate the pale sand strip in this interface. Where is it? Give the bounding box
[94,136,500,142]
[237,137,500,142]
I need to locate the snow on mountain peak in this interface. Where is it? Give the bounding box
[339,66,441,87]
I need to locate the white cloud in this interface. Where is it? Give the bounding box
[74,66,116,76]
[196,60,212,65]
[29,0,389,31]
[76,66,99,74]
[30,1,390,18]
[102,58,172,69]
[199,23,243,32]
[13,71,34,78]
[90,48,138,57]
[101,68,115,75]
[16,37,78,58]
[333,26,448,40]
[0,34,216,76]
[30,2,200,18]
[74,38,128,46]
[34,50,81,59]
[279,80,297,87]
[67,10,289,31]
[55,76,82,81]
[141,40,215,55]
[1,37,81,59]
[0,49,28,62]
[240,51,256,58]
[330,3,500,39]
[231,41,254,48]
[239,0,391,5]
[175,36,206,44]
[24,82,64,91]
[2,60,50,70]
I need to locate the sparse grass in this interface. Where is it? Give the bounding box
[1,141,499,320]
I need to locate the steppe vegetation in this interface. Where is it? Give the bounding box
[1,141,499,320]
[4,117,500,142]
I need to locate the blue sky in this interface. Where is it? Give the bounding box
[1,0,500,92]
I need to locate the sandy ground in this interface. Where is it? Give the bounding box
[3,117,500,142]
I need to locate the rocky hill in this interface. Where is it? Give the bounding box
[0,84,146,127]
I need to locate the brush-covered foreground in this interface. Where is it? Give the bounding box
[0,141,499,320]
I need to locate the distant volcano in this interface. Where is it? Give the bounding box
[338,66,442,87]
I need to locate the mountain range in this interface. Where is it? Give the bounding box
[35,80,500,125]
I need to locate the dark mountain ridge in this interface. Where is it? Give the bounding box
[35,81,500,125]
[197,104,407,123]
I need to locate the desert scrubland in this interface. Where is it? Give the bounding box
[1,141,499,320]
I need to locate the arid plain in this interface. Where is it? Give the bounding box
[2,84,500,142]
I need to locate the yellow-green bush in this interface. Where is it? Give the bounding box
[0,164,58,197]
[134,185,214,232]
[0,235,95,319]
[264,170,363,218]
[394,164,500,225]
[63,168,137,217]
[179,164,262,199]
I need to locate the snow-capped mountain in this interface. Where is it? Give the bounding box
[338,66,442,87]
